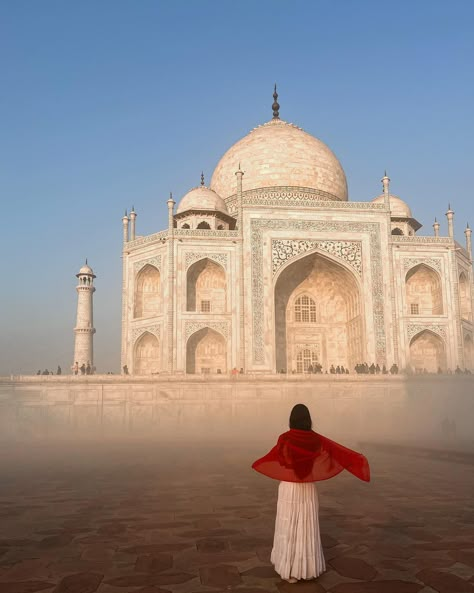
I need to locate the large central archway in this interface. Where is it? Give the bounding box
[274,252,364,372]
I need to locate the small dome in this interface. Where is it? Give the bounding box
[372,194,412,218]
[176,186,228,215]
[78,263,94,275]
[210,118,348,202]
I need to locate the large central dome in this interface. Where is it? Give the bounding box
[210,118,348,202]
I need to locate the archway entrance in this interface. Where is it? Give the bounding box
[186,328,226,374]
[134,332,160,375]
[134,265,160,318]
[409,330,446,373]
[274,253,364,373]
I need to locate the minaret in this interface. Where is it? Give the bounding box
[167,193,175,373]
[73,260,96,371]
[433,218,440,237]
[235,164,245,371]
[381,171,390,211]
[446,204,455,239]
[122,210,129,243]
[129,207,137,241]
[465,223,472,260]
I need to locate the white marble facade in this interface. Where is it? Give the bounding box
[120,100,473,375]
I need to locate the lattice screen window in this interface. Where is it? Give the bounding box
[201,300,211,313]
[294,295,317,322]
[201,367,210,374]
[410,303,420,315]
[296,349,319,373]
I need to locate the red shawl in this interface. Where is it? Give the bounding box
[252,429,370,483]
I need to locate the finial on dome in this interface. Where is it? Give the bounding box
[272,84,280,119]
[201,172,205,186]
[131,205,135,213]
[85,258,88,265]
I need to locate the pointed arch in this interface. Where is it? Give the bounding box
[134,265,161,319]
[186,258,226,313]
[197,221,211,229]
[405,264,443,315]
[391,227,404,235]
[134,332,160,375]
[409,329,446,373]
[186,327,226,374]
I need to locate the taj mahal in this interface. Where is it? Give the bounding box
[74,89,473,376]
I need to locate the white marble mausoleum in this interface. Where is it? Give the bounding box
[119,90,473,375]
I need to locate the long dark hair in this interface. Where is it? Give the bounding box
[289,404,312,431]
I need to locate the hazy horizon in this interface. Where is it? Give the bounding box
[1,0,473,375]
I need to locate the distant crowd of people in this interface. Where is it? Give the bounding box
[71,361,95,375]
[37,366,62,376]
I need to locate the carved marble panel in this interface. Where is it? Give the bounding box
[403,257,442,273]
[407,324,447,342]
[132,324,161,344]
[184,321,230,341]
[272,239,362,276]
[134,255,162,273]
[185,252,229,270]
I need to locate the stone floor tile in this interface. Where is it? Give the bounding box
[276,580,326,592]
[52,572,103,593]
[241,566,278,578]
[329,557,377,580]
[134,554,173,573]
[199,564,241,588]
[329,580,425,592]
[0,581,56,593]
[416,567,474,592]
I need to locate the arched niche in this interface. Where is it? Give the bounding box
[405,264,443,315]
[197,221,211,229]
[464,333,473,370]
[134,332,160,375]
[392,228,404,235]
[186,327,226,374]
[459,272,472,321]
[409,330,446,373]
[186,258,226,313]
[274,252,364,373]
[134,265,161,319]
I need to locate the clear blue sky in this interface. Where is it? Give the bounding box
[1,0,473,374]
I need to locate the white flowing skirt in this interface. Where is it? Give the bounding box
[271,481,326,580]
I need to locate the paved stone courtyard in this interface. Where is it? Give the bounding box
[0,441,473,593]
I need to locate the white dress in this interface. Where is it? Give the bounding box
[271,481,326,580]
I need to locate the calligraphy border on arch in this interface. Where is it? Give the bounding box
[251,219,384,364]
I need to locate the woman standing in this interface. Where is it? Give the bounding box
[252,404,370,584]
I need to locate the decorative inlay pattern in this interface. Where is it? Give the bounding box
[175,229,240,238]
[272,239,362,276]
[134,255,162,273]
[403,258,442,273]
[185,252,229,270]
[407,324,447,341]
[392,235,452,244]
[226,188,387,214]
[185,321,230,341]
[251,219,385,364]
[127,230,168,249]
[132,324,161,343]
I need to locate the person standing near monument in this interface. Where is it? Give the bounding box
[252,404,370,584]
